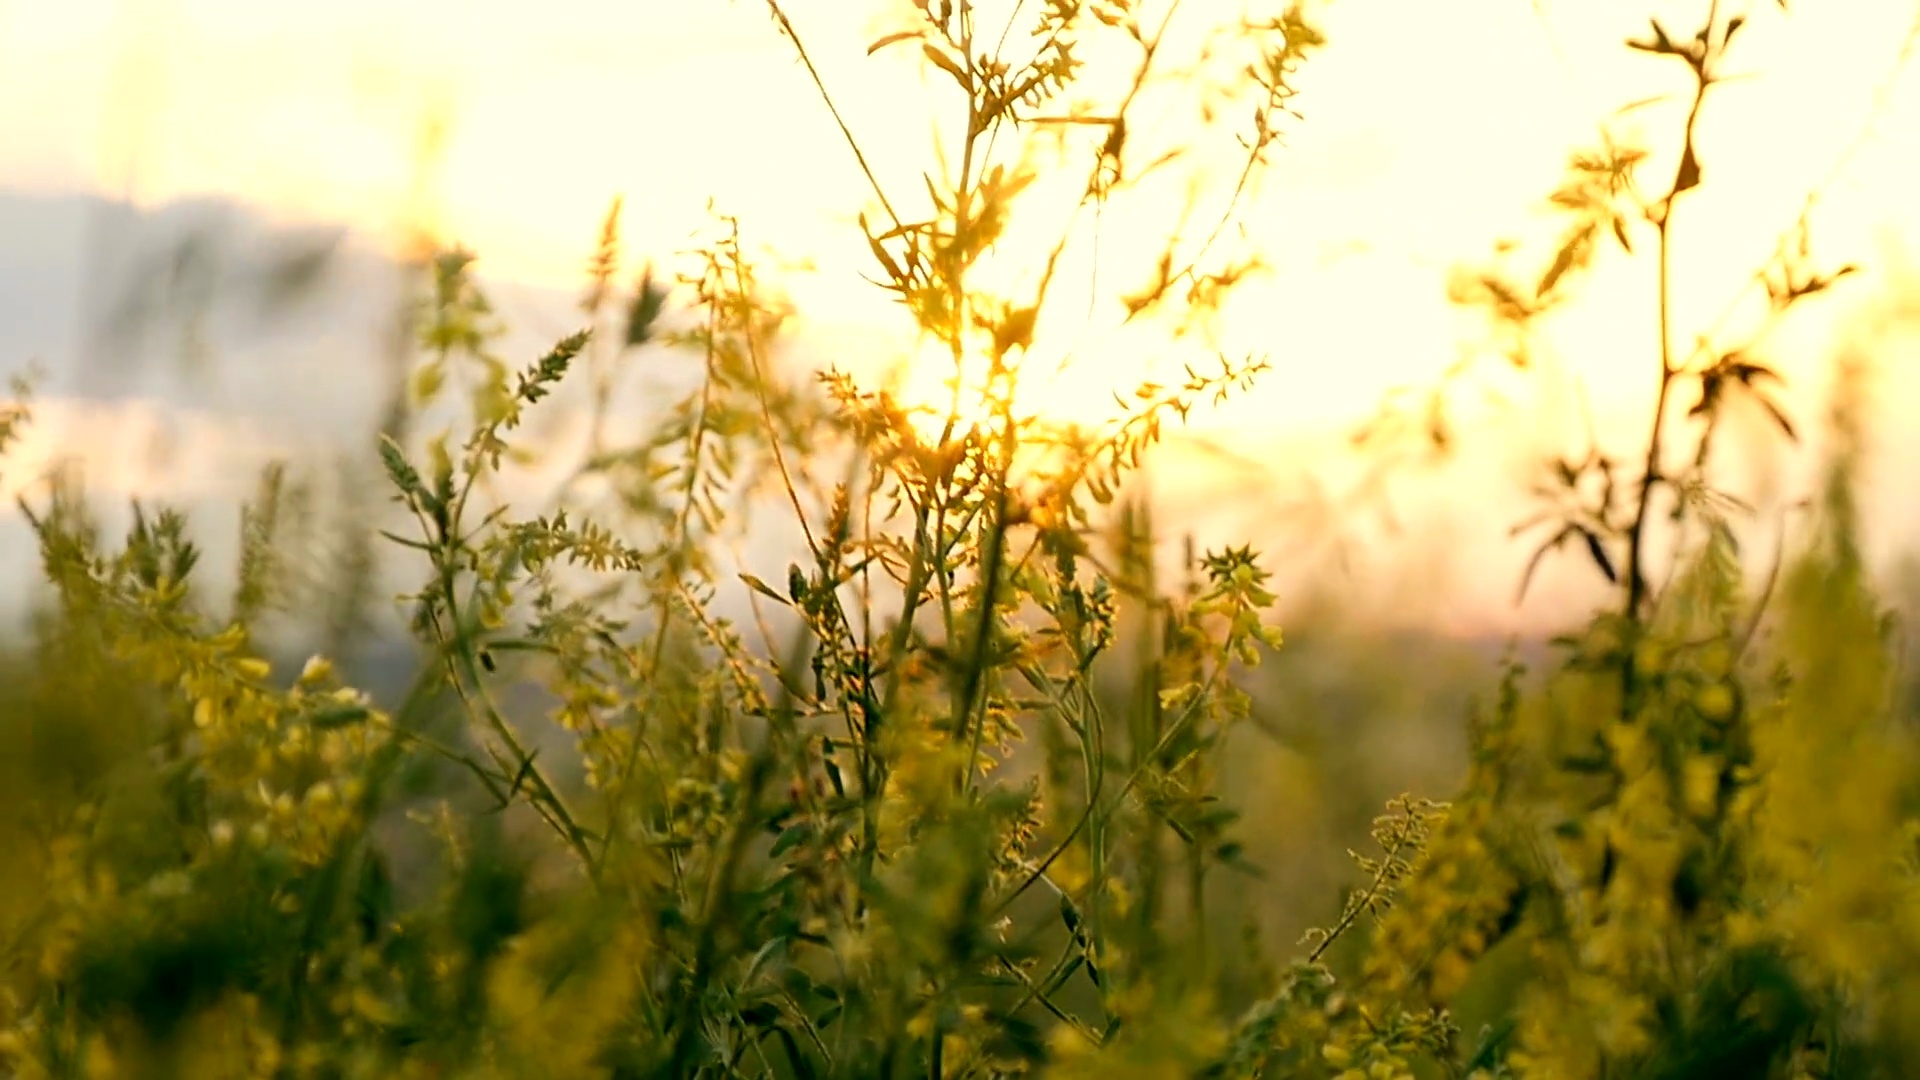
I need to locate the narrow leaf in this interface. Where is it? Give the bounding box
[921,42,969,84]
[1516,525,1575,603]
[1611,214,1634,254]
[1758,396,1798,441]
[1675,144,1701,193]
[740,573,793,607]
[867,30,923,55]
[508,749,541,800]
[770,824,811,858]
[1538,243,1578,298]
[1581,527,1618,583]
[864,230,905,285]
[626,265,668,347]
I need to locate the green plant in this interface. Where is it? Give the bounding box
[1324,3,1920,1077]
[1,2,1359,1076]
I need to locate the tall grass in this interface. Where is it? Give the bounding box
[2,2,1918,1078]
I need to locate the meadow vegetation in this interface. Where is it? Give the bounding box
[3,1,1919,1077]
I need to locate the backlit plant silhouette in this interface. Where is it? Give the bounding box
[2,1,1918,1078]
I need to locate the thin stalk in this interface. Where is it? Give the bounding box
[1623,215,1680,624]
[1623,0,1720,629]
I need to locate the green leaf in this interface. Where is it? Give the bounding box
[1059,894,1083,935]
[508,750,541,799]
[771,822,812,860]
[625,265,668,346]
[409,360,446,405]
[740,573,793,607]
[310,703,371,729]
[378,436,426,504]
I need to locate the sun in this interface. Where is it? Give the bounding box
[885,324,1146,451]
[888,338,1011,446]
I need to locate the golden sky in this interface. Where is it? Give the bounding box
[5,0,1915,405]
[2,0,1917,630]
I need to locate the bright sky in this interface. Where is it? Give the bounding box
[2,0,1918,632]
